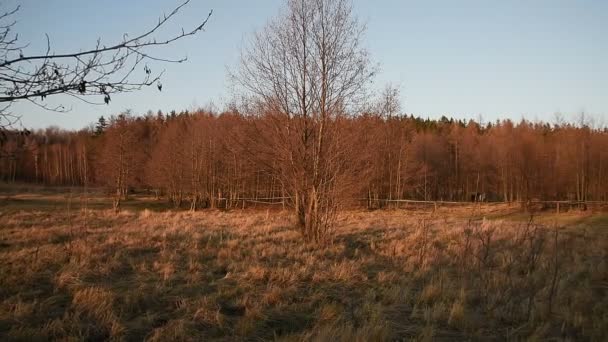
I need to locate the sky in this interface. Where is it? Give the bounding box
[6,0,608,130]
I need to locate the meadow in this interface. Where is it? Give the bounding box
[0,190,607,341]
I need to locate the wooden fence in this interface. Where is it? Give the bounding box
[214,195,608,212]
[216,196,290,209]
[365,198,608,213]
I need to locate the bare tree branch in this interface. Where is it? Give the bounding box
[0,0,212,129]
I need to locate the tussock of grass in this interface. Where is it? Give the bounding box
[0,205,606,340]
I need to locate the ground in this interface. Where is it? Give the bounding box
[0,189,607,341]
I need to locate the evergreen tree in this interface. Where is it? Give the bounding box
[94,116,108,136]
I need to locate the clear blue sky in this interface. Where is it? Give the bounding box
[8,0,608,129]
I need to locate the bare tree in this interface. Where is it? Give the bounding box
[98,112,145,212]
[235,0,375,242]
[377,84,401,119]
[0,1,212,130]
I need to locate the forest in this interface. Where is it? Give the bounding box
[2,109,607,207]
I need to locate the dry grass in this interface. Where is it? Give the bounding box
[0,196,607,341]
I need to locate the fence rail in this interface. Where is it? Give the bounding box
[361,198,608,212]
[212,196,608,212]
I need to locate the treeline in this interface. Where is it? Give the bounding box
[2,109,607,207]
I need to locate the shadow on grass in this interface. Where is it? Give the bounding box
[0,195,175,214]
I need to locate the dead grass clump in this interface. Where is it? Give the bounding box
[245,264,268,282]
[55,265,84,289]
[447,299,466,328]
[419,281,442,305]
[376,270,398,283]
[139,208,153,219]
[71,286,114,321]
[1,297,37,322]
[70,286,124,338]
[145,319,200,341]
[153,260,175,282]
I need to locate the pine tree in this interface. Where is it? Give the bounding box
[94,116,108,136]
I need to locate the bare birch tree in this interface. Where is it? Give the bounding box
[98,112,144,212]
[234,0,374,242]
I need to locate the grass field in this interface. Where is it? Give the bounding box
[1,191,607,341]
